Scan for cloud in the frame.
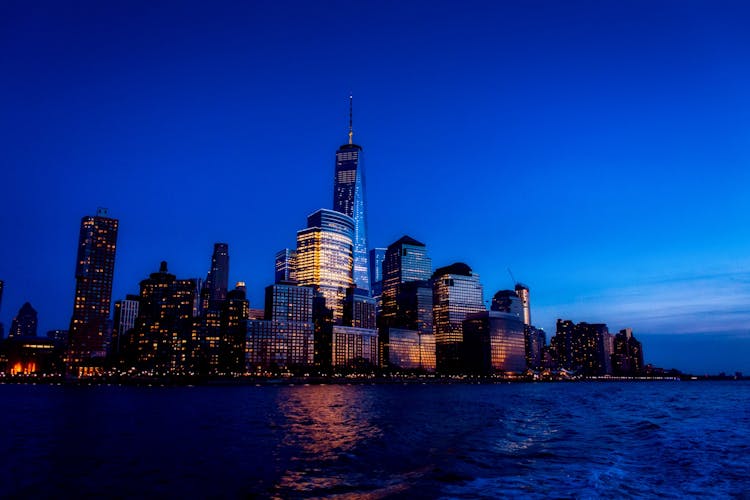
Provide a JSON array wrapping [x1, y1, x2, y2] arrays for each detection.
[[535, 270, 750, 336]]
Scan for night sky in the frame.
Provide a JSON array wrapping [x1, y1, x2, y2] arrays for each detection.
[[2, 0, 749, 374]]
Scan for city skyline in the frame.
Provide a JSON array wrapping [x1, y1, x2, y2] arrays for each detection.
[[2, 1, 750, 374]]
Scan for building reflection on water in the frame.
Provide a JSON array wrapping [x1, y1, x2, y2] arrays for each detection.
[[272, 386, 383, 495]]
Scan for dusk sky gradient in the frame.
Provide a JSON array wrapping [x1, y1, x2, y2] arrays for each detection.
[[2, 0, 750, 373]]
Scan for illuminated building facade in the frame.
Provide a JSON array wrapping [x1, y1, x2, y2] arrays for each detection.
[[295, 209, 354, 324], [274, 248, 297, 283], [246, 282, 314, 372], [67, 208, 118, 368], [369, 248, 386, 300], [464, 310, 527, 375], [525, 325, 546, 371], [130, 261, 197, 374], [515, 283, 531, 326], [387, 328, 436, 372], [331, 325, 378, 369], [219, 285, 250, 374], [432, 263, 485, 374], [332, 96, 369, 293], [8, 302, 38, 339], [2, 337, 62, 375], [111, 295, 139, 358]]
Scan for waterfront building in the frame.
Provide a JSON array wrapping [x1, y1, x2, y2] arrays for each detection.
[[274, 249, 297, 283], [550, 320, 609, 376], [525, 325, 546, 371], [332, 96, 370, 293], [490, 290, 524, 320], [67, 208, 118, 369], [2, 337, 62, 375], [111, 295, 139, 359], [8, 302, 38, 339], [295, 209, 354, 323], [246, 282, 314, 372], [130, 261, 197, 374], [331, 325, 378, 369], [219, 285, 250, 374], [432, 263, 485, 374], [612, 328, 644, 376], [463, 310, 527, 375], [387, 328, 436, 372]]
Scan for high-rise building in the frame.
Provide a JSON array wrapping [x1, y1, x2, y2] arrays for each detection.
[[381, 236, 433, 324], [332, 95, 370, 293], [514, 283, 531, 326], [202, 243, 229, 309], [67, 208, 118, 368], [130, 261, 197, 374], [46, 329, 69, 345], [387, 328, 436, 372], [219, 285, 250, 374], [111, 295, 139, 359], [8, 302, 38, 339], [463, 310, 527, 375], [343, 288, 377, 330], [295, 209, 355, 323], [550, 320, 608, 376], [369, 248, 386, 298], [490, 290, 524, 320], [432, 263, 485, 374], [525, 326, 546, 371], [274, 249, 297, 283], [246, 282, 314, 372]]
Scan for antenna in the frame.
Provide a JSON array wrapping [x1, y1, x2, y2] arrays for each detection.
[[507, 267, 517, 286], [348, 93, 353, 145]]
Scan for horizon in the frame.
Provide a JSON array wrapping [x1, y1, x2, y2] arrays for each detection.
[[2, 1, 749, 374]]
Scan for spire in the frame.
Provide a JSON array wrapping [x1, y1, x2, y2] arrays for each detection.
[[348, 93, 353, 145]]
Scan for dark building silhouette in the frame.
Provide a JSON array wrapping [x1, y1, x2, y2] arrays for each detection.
[[111, 295, 139, 360], [432, 263, 485, 374], [219, 284, 250, 374], [525, 325, 546, 371], [8, 302, 38, 339], [46, 329, 69, 345], [369, 248, 386, 300], [126, 261, 197, 374], [67, 208, 118, 371], [612, 328, 644, 376], [550, 320, 609, 376], [332, 95, 370, 293], [201, 243, 229, 310]]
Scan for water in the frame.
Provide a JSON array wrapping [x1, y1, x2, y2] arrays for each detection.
[[1, 382, 748, 498]]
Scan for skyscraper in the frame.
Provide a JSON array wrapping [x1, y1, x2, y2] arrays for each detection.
[[295, 209, 355, 323], [514, 283, 531, 326], [8, 302, 38, 339], [432, 262, 485, 374], [67, 208, 118, 369], [369, 247, 386, 299], [202, 243, 229, 308], [463, 309, 527, 375], [380, 236, 433, 325], [333, 95, 370, 293], [274, 248, 297, 283], [111, 294, 139, 359]]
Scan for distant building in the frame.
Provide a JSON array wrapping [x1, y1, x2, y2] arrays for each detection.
[[550, 320, 609, 376], [8, 302, 38, 339], [432, 263, 485, 374], [331, 325, 378, 369], [464, 310, 527, 375], [490, 290, 524, 320], [67, 208, 118, 369], [612, 328, 644, 376], [274, 249, 297, 283], [46, 329, 69, 345], [514, 283, 531, 326], [2, 337, 62, 375], [332, 95, 370, 293], [525, 326, 546, 371], [219, 285, 250, 374]]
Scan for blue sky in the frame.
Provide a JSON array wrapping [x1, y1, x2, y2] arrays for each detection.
[[1, 0, 749, 373]]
